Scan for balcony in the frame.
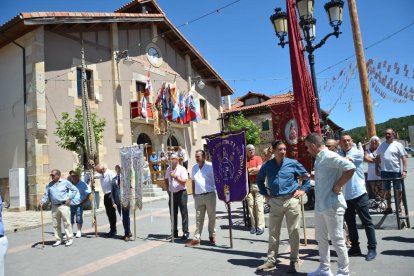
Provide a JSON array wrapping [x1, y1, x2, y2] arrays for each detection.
[[130, 101, 153, 120]]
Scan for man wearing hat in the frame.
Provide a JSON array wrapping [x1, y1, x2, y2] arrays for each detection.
[[165, 153, 189, 240], [69, 170, 91, 238]]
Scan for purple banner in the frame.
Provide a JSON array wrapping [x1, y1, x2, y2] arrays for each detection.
[[206, 132, 248, 203]]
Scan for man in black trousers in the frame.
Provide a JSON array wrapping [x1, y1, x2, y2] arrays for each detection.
[[95, 164, 117, 237]]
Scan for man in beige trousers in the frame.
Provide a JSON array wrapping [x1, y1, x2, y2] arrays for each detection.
[[186, 150, 217, 246], [246, 144, 265, 235], [256, 140, 310, 273]]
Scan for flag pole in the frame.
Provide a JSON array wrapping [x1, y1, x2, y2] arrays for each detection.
[[167, 121, 175, 243]]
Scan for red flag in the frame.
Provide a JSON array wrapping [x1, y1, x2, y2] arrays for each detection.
[[285, 0, 320, 136]]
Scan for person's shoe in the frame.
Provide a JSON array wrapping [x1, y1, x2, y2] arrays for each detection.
[[166, 233, 179, 240], [181, 232, 190, 240], [256, 228, 265, 235], [250, 227, 256, 234], [185, 239, 200, 247], [76, 231, 81, 238], [105, 231, 116, 238], [287, 261, 299, 273], [209, 236, 216, 245], [52, 241, 61, 247], [62, 234, 67, 240], [256, 261, 276, 272], [307, 266, 333, 276], [124, 236, 130, 242], [65, 239, 73, 247], [336, 269, 349, 276], [348, 246, 362, 256], [365, 249, 377, 261], [383, 208, 393, 214]]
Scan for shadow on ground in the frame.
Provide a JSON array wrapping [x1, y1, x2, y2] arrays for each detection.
[[382, 236, 414, 243]]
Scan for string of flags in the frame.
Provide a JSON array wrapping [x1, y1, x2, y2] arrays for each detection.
[[140, 69, 203, 135]]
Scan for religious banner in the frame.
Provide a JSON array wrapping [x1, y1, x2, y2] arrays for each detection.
[[119, 147, 132, 209], [206, 131, 248, 203], [131, 146, 144, 210]]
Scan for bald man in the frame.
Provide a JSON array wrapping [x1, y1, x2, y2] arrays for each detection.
[[95, 164, 117, 237], [326, 139, 338, 152]]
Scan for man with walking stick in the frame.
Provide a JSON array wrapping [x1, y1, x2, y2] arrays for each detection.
[[256, 140, 310, 273], [40, 169, 78, 247], [165, 154, 189, 240]]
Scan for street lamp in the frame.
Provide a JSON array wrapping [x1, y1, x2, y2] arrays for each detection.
[[270, 0, 344, 132]]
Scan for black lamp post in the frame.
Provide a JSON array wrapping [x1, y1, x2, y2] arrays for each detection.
[[270, 0, 344, 132]]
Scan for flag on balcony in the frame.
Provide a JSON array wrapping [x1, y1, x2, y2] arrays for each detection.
[[193, 98, 202, 123], [141, 96, 148, 123], [172, 88, 180, 121], [144, 69, 153, 98], [162, 84, 169, 119], [179, 91, 186, 124], [185, 92, 197, 122]]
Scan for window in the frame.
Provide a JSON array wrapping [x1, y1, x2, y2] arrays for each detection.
[[199, 99, 207, 119], [136, 81, 145, 100], [245, 97, 259, 106], [76, 68, 94, 100], [262, 120, 270, 131]]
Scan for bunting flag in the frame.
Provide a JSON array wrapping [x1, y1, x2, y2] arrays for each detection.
[[153, 104, 161, 135], [193, 97, 202, 123], [144, 69, 153, 97], [141, 96, 148, 123], [185, 92, 197, 122]]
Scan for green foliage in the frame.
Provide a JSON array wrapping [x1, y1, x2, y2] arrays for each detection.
[[227, 113, 261, 146], [346, 115, 414, 142], [54, 108, 106, 152]]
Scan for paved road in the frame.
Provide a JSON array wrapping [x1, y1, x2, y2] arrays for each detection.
[[5, 158, 414, 275]]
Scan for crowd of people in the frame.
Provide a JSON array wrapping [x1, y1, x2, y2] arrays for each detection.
[[38, 128, 408, 275]]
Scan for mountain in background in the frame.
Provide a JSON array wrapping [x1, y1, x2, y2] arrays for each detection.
[[345, 115, 414, 143]]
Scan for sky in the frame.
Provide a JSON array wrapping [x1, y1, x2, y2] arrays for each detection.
[[1, 0, 413, 130]]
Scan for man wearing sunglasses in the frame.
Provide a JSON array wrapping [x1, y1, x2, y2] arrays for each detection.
[[40, 169, 78, 247]]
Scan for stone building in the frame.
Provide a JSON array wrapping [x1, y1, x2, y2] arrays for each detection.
[[0, 0, 233, 209]]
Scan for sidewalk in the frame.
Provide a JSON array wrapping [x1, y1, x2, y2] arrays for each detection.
[[2, 195, 168, 234]]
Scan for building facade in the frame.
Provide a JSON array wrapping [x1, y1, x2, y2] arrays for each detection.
[[0, 0, 233, 209]]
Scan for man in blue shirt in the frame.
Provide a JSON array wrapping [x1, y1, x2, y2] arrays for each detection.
[[0, 195, 8, 276], [69, 170, 91, 239], [305, 133, 355, 276], [41, 169, 78, 247], [256, 140, 310, 273], [339, 134, 377, 261]]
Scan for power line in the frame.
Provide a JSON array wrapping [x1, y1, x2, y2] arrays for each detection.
[[272, 20, 414, 96]]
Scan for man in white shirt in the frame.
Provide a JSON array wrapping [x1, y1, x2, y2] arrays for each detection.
[[177, 146, 189, 170], [186, 150, 217, 247], [375, 128, 408, 213], [165, 154, 189, 240], [95, 164, 117, 237]]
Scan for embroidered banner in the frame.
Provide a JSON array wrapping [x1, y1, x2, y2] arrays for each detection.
[[119, 147, 132, 208], [131, 146, 144, 210], [206, 131, 248, 203]]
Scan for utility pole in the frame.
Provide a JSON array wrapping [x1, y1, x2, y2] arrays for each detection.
[[347, 0, 376, 137]]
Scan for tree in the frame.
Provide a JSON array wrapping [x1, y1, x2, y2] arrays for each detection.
[[227, 113, 261, 146], [54, 108, 106, 159]]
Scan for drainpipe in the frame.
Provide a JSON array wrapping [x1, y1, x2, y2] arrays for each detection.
[[0, 33, 28, 209]]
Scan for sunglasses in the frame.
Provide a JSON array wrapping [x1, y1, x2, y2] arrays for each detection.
[[50, 174, 56, 177]]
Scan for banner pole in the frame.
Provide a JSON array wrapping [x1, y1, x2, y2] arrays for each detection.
[[227, 202, 233, 248], [134, 207, 137, 241], [299, 180, 307, 246], [40, 204, 45, 248]]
